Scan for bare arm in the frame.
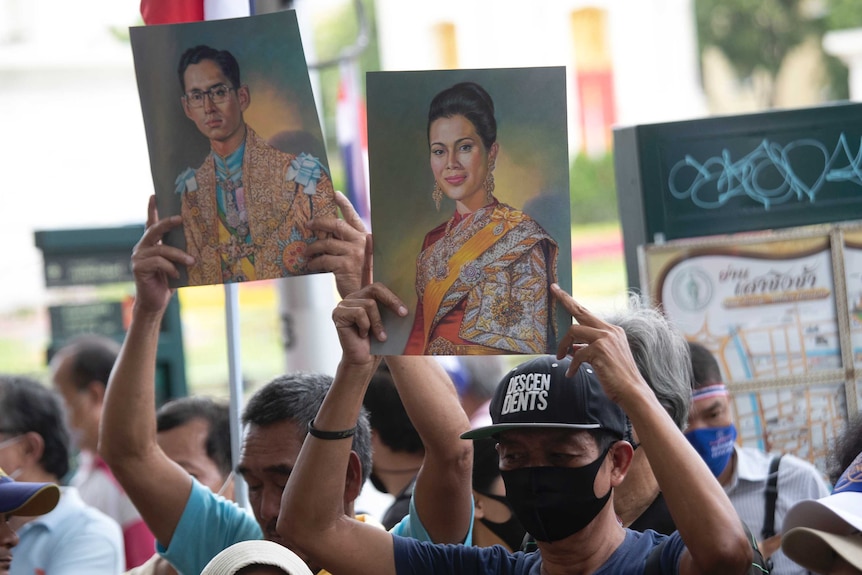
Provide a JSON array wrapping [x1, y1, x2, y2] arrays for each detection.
[[98, 196, 198, 547], [385, 355, 473, 543], [279, 280, 406, 575], [552, 284, 752, 575]]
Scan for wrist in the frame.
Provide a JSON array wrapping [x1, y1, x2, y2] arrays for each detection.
[[338, 355, 380, 371], [130, 302, 167, 328], [307, 419, 356, 440], [618, 380, 663, 420]]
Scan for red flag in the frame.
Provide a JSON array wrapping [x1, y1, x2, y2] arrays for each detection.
[[140, 1, 249, 25], [140, 0, 204, 24]]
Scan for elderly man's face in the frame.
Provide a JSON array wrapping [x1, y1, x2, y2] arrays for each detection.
[[181, 59, 249, 145], [237, 420, 305, 546], [157, 417, 229, 498]]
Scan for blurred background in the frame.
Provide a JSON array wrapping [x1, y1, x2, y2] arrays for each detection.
[[3, 0, 862, 400]]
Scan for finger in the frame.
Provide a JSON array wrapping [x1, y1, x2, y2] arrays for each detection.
[[305, 254, 352, 276], [361, 235, 373, 288], [139, 214, 185, 250], [307, 216, 362, 240], [333, 304, 372, 339], [334, 190, 367, 234], [304, 237, 356, 259], [146, 195, 158, 229], [555, 323, 604, 361], [367, 282, 407, 318], [133, 252, 183, 280], [135, 242, 194, 267], [360, 296, 387, 341], [566, 344, 590, 377], [551, 283, 607, 330]]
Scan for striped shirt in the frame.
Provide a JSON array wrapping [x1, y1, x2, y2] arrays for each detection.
[[724, 446, 830, 575]]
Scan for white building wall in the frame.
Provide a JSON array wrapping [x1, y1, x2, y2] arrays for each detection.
[[374, 0, 707, 147], [0, 0, 149, 313]]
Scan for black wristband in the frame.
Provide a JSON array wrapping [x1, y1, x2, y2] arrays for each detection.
[[307, 419, 356, 440]]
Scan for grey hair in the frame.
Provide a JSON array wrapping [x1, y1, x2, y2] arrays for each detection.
[[242, 373, 373, 484], [0, 375, 70, 480], [605, 294, 693, 431]]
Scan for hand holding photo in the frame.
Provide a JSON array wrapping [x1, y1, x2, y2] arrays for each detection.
[[131, 11, 335, 287]]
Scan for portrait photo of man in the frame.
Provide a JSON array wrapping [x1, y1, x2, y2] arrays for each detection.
[[131, 11, 335, 287]]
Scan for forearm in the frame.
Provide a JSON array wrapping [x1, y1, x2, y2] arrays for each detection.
[[280, 358, 377, 545], [385, 355, 473, 543], [99, 304, 163, 464], [385, 356, 470, 452], [624, 388, 750, 574], [281, 357, 398, 575]]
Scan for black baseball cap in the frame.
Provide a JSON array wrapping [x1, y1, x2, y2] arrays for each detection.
[[461, 356, 626, 440]]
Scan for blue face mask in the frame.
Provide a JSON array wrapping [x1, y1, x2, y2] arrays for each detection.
[[685, 424, 737, 477]]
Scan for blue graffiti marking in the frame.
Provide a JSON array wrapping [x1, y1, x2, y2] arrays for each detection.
[[668, 134, 862, 210]]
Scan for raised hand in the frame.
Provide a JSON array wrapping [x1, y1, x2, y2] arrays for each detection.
[[305, 191, 370, 298], [130, 195, 194, 315], [551, 283, 648, 406], [332, 236, 407, 366]]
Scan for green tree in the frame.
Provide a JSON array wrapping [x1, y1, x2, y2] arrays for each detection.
[[695, 0, 829, 106], [569, 153, 617, 224], [825, 0, 862, 29]]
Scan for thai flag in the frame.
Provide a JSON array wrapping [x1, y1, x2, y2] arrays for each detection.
[[336, 60, 371, 230], [140, 0, 250, 24]]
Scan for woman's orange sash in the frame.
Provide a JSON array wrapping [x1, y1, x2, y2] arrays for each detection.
[[422, 206, 526, 347]]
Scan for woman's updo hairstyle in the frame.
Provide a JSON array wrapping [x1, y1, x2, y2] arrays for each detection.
[[427, 82, 497, 150]]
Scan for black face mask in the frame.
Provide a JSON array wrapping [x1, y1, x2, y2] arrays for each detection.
[[500, 446, 612, 543], [474, 491, 528, 552]]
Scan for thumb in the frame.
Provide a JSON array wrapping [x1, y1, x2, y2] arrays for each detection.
[[361, 234, 374, 288]]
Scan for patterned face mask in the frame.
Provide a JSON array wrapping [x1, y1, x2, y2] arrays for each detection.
[[685, 424, 737, 477]]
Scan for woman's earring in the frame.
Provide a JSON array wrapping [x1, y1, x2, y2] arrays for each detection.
[[433, 181, 443, 211], [484, 171, 495, 201]]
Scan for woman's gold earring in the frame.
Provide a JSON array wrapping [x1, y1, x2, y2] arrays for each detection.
[[484, 171, 495, 201], [433, 182, 443, 211]]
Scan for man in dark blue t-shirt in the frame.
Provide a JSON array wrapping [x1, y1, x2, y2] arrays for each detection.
[[279, 282, 754, 575]]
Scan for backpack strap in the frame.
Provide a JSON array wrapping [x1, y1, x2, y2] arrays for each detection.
[[762, 455, 783, 540]]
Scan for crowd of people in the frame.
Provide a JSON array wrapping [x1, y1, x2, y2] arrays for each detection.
[[1, 184, 860, 573], [2, 69, 862, 574]]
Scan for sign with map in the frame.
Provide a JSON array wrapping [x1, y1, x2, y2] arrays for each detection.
[[732, 383, 846, 473], [641, 224, 860, 471], [644, 233, 839, 381]]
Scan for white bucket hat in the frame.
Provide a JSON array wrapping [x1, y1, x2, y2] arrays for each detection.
[[782, 528, 862, 573], [781, 451, 862, 572], [201, 540, 313, 575]]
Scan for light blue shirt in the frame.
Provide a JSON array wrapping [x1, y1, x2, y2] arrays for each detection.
[[160, 477, 474, 575], [12, 486, 125, 575], [390, 492, 474, 546], [158, 479, 261, 575]]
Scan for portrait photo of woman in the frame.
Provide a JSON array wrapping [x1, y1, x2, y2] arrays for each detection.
[[367, 68, 572, 355]]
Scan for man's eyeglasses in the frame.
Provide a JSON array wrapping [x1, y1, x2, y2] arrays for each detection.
[[184, 84, 234, 108], [0, 435, 23, 451]]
